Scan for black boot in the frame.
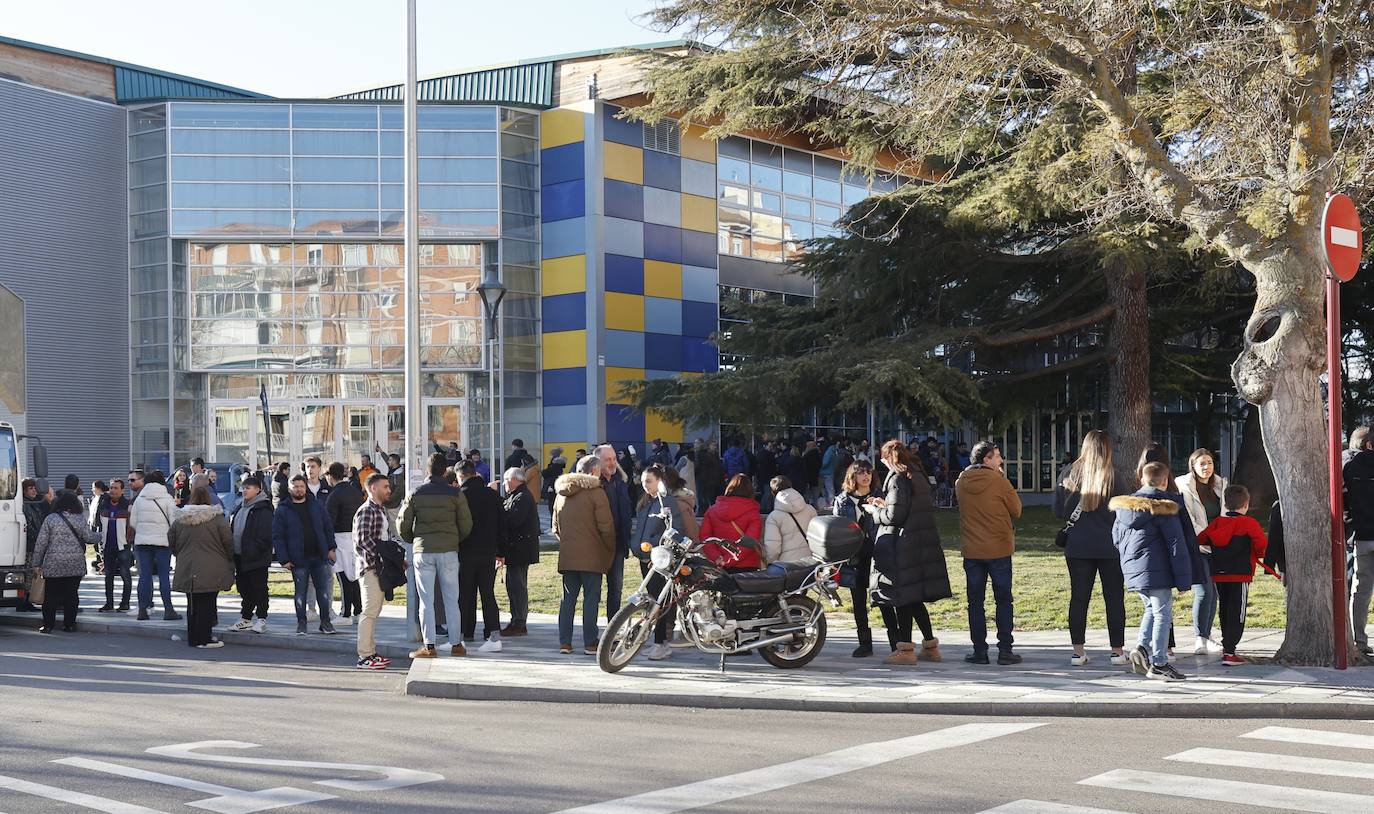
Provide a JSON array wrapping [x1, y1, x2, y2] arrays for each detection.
[[852, 628, 873, 658]]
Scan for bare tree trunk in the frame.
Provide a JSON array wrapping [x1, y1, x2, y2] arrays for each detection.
[[1106, 259, 1152, 488], [1231, 404, 1276, 510], [1233, 249, 1339, 665]]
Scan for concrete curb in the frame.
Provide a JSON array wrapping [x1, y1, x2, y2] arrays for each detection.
[[401, 660, 1374, 719]]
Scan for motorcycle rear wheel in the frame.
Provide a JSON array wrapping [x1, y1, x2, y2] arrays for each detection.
[[598, 599, 657, 673], [757, 596, 826, 668]]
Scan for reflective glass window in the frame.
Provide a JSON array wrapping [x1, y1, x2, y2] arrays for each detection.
[[294, 184, 378, 209], [173, 183, 289, 209], [171, 210, 292, 234], [130, 131, 166, 160], [172, 129, 289, 155], [132, 240, 168, 266], [379, 106, 403, 129], [717, 205, 750, 234], [844, 183, 868, 204], [499, 109, 537, 138], [782, 149, 812, 174], [501, 187, 538, 214], [751, 212, 783, 238], [718, 184, 748, 208], [420, 184, 498, 210], [132, 211, 168, 239], [419, 132, 498, 156], [131, 185, 168, 214], [171, 103, 290, 128], [813, 155, 843, 180], [751, 191, 781, 213], [413, 211, 499, 237], [292, 130, 378, 156], [784, 219, 813, 241], [419, 106, 498, 130], [717, 156, 749, 184], [130, 107, 167, 134], [500, 133, 538, 163], [751, 163, 782, 190], [420, 157, 498, 183], [380, 185, 403, 210], [502, 240, 537, 265], [784, 197, 810, 219], [292, 158, 377, 182], [719, 136, 750, 159], [783, 171, 812, 197], [751, 142, 782, 166], [500, 213, 537, 241], [814, 178, 842, 203], [292, 104, 378, 129], [294, 211, 381, 235], [752, 234, 783, 262], [172, 155, 290, 181], [499, 160, 536, 188], [381, 159, 403, 182], [380, 131, 402, 156], [131, 157, 168, 187], [814, 202, 841, 223]]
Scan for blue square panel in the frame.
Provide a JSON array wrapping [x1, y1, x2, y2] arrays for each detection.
[[602, 103, 641, 146], [604, 254, 643, 295], [604, 404, 645, 445], [681, 228, 717, 268], [642, 186, 681, 228], [644, 331, 684, 371], [682, 337, 718, 373], [542, 217, 585, 259], [541, 292, 586, 333], [643, 223, 682, 264], [542, 178, 584, 222], [604, 179, 644, 222], [681, 300, 717, 338], [604, 329, 646, 368], [544, 404, 588, 441], [541, 141, 584, 186], [645, 296, 683, 334], [681, 157, 714, 197], [681, 264, 717, 302], [543, 368, 587, 407], [604, 216, 644, 258], [643, 150, 681, 192]]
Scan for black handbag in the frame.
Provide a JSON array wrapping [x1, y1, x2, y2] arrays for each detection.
[[1055, 501, 1084, 548]]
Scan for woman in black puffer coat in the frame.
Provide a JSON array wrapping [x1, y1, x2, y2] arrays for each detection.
[[869, 440, 952, 666]]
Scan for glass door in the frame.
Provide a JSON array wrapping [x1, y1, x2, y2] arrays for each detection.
[[381, 405, 405, 462], [212, 405, 253, 467], [342, 405, 376, 469], [426, 402, 464, 458], [298, 404, 337, 464], [255, 406, 293, 470]]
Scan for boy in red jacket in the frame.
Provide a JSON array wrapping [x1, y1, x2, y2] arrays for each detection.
[[1198, 485, 1268, 666]]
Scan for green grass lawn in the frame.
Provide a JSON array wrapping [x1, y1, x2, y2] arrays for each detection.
[[265, 505, 1286, 634]]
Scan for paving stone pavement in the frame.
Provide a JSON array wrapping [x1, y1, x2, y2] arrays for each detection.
[[5, 574, 1374, 716]]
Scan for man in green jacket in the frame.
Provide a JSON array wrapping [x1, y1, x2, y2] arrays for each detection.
[[399, 453, 473, 658]]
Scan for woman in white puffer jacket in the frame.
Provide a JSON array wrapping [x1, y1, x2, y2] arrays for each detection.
[[127, 470, 181, 621], [763, 477, 817, 567]]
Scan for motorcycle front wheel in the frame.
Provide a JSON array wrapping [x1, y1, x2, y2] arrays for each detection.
[[757, 596, 827, 669], [598, 599, 658, 673]]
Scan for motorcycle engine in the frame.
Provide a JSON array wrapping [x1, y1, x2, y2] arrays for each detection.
[[685, 592, 736, 642]]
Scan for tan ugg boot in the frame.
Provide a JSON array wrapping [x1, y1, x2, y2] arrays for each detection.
[[921, 638, 942, 662], [884, 642, 917, 665]]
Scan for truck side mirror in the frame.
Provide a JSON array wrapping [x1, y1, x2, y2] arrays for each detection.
[[31, 443, 47, 480]]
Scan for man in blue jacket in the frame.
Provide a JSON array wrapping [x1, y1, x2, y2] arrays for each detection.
[[273, 475, 337, 636], [1110, 461, 1193, 682], [595, 444, 633, 621]]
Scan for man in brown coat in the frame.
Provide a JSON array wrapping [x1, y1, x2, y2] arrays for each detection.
[[552, 454, 615, 655], [955, 441, 1024, 666]]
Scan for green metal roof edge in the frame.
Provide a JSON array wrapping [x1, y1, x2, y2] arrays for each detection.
[[0, 34, 270, 99]]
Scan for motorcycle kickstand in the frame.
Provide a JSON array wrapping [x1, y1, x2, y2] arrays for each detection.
[[718, 653, 727, 674]]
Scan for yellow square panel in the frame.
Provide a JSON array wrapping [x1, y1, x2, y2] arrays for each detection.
[[604, 292, 645, 332], [644, 260, 683, 299], [605, 366, 645, 405], [680, 193, 716, 234], [542, 254, 586, 296], [646, 410, 684, 443], [681, 124, 716, 163], [603, 141, 644, 185], [543, 329, 587, 369], [541, 108, 585, 149], [543, 441, 584, 465]]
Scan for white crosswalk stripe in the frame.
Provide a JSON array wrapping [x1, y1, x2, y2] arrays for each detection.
[[1240, 726, 1374, 751], [0, 774, 166, 813], [1078, 768, 1374, 813], [979, 801, 1130, 813], [1167, 746, 1374, 781]]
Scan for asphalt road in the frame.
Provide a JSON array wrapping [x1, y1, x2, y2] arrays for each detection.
[[1, 625, 1372, 813]]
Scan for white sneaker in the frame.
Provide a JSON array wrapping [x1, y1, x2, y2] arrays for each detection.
[[437, 642, 453, 653], [334, 615, 353, 627], [307, 608, 319, 623], [227, 619, 253, 633], [1109, 652, 1129, 666], [1069, 652, 1088, 666], [250, 618, 267, 634], [1192, 636, 1208, 655], [647, 643, 673, 661], [478, 637, 503, 654]]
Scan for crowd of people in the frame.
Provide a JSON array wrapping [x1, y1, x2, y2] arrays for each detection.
[[12, 425, 1322, 681]]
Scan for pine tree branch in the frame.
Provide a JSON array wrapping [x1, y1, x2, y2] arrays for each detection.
[[990, 350, 1110, 385], [967, 302, 1115, 347]]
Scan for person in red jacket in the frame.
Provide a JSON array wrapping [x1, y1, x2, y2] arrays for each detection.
[[1198, 484, 1268, 666], [699, 475, 763, 570]]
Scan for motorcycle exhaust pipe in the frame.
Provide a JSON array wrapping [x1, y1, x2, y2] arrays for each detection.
[[737, 631, 808, 652]]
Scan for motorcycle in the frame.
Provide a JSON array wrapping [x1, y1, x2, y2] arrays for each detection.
[[597, 490, 866, 674]]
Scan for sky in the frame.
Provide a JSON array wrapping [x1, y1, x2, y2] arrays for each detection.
[[4, 0, 672, 97]]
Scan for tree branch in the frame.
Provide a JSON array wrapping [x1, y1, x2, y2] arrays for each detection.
[[989, 350, 1110, 385], [967, 302, 1115, 347]]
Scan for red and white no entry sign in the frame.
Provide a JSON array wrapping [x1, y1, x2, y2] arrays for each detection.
[[1322, 193, 1362, 282]]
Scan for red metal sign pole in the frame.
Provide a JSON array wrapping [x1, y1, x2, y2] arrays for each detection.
[[1328, 270, 1348, 670]]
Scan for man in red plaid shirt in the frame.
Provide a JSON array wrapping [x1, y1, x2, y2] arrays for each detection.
[[352, 473, 395, 670]]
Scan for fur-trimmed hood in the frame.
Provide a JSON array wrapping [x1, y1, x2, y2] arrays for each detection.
[[556, 472, 602, 497], [1108, 495, 1181, 516], [175, 503, 222, 526]]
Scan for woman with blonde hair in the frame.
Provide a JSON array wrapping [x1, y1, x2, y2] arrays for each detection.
[[1055, 430, 1127, 666]]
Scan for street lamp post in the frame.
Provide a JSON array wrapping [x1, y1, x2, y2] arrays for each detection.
[[477, 267, 506, 479], [401, 0, 422, 643]]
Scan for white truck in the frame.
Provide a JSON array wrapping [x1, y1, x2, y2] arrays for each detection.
[[0, 424, 31, 606]]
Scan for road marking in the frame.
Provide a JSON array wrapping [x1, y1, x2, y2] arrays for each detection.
[[980, 802, 1130, 814], [0, 652, 60, 660], [554, 722, 1044, 814], [222, 676, 301, 686], [0, 774, 166, 813], [1167, 746, 1374, 780], [145, 741, 443, 791], [1241, 726, 1374, 751], [96, 664, 172, 673], [55, 757, 336, 814], [1078, 768, 1374, 813]]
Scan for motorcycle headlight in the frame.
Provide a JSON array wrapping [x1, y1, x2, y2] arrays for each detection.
[[649, 545, 674, 573]]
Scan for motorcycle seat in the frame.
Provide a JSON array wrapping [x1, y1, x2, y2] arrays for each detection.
[[778, 562, 815, 591], [730, 572, 785, 595]]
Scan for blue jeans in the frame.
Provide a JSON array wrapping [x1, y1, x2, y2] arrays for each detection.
[[964, 556, 1014, 655], [135, 546, 173, 612], [1138, 588, 1174, 666], [1192, 555, 1216, 638], [560, 571, 603, 648], [291, 559, 334, 625], [605, 556, 625, 622], [414, 550, 460, 646]]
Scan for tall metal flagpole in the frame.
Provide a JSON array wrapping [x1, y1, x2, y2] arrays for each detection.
[[402, 0, 422, 643]]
